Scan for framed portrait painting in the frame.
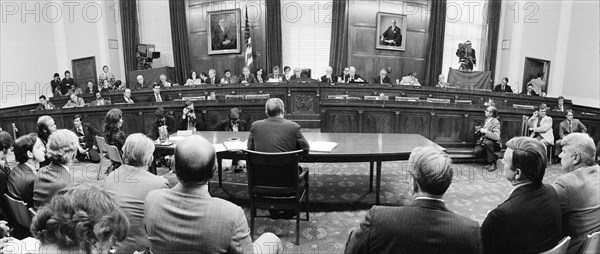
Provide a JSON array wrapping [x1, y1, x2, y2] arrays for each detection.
[[207, 9, 242, 55], [376, 12, 407, 51]]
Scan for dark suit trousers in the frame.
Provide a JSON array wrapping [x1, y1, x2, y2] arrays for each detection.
[[474, 139, 501, 163]]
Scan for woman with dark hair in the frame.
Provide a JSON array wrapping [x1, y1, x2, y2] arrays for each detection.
[[255, 68, 265, 83], [481, 137, 562, 254], [31, 184, 129, 254], [37, 115, 56, 167], [104, 108, 126, 152], [186, 70, 202, 85]]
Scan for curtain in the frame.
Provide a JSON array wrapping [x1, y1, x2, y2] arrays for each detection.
[[120, 0, 140, 74], [265, 0, 282, 72], [169, 0, 191, 85], [329, 0, 349, 75], [483, 0, 502, 78], [424, 0, 447, 86]]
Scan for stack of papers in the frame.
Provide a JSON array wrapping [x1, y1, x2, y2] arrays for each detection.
[[222, 140, 248, 151], [309, 141, 338, 152]]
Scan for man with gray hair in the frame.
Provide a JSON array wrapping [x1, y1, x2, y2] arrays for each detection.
[[553, 133, 599, 253], [133, 75, 148, 90], [289, 67, 306, 81], [320, 66, 337, 83], [239, 67, 257, 84], [374, 68, 391, 84], [347, 66, 365, 83], [345, 147, 482, 253]]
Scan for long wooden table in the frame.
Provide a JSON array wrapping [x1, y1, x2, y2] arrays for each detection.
[[153, 131, 445, 204]]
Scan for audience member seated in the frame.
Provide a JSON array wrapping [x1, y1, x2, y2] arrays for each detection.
[[247, 98, 309, 219], [493, 77, 513, 93], [150, 83, 170, 102], [157, 73, 172, 87], [400, 72, 421, 86], [71, 114, 101, 163], [527, 72, 545, 95], [8, 133, 44, 207], [221, 69, 239, 84], [84, 81, 98, 95], [255, 68, 265, 83], [33, 129, 79, 209], [91, 92, 110, 106], [37, 115, 57, 167], [186, 71, 203, 86], [345, 147, 482, 254], [528, 104, 554, 146], [99, 65, 116, 88], [149, 107, 178, 141], [31, 184, 129, 254], [50, 73, 63, 96], [320, 66, 337, 83], [206, 69, 220, 84], [179, 100, 206, 131], [435, 74, 455, 88], [289, 67, 307, 81], [0, 132, 13, 221], [554, 96, 566, 112], [473, 106, 502, 172], [36, 95, 55, 110], [347, 66, 365, 83], [132, 75, 149, 90], [554, 109, 587, 162], [374, 68, 391, 84], [104, 134, 168, 254], [61, 70, 76, 95], [144, 135, 281, 254], [199, 72, 209, 84], [553, 133, 599, 253], [481, 137, 562, 254], [283, 66, 292, 82], [211, 108, 248, 172], [117, 88, 137, 104], [100, 79, 113, 92], [267, 65, 284, 82], [65, 84, 83, 96], [239, 67, 257, 84], [521, 83, 539, 96], [338, 67, 350, 83], [114, 80, 126, 91], [63, 94, 85, 108]]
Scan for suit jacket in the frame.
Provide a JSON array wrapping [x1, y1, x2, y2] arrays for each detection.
[[238, 74, 257, 84], [131, 81, 149, 90], [51, 80, 63, 95], [521, 90, 539, 96], [84, 87, 99, 95], [339, 74, 350, 83], [210, 119, 249, 132], [289, 74, 307, 81], [206, 77, 220, 85], [90, 98, 110, 106], [558, 119, 587, 139], [320, 75, 338, 83], [345, 199, 482, 254], [552, 164, 600, 254], [149, 92, 171, 102], [554, 104, 567, 112], [62, 97, 85, 108], [247, 116, 310, 153], [104, 165, 168, 254], [33, 163, 72, 209], [178, 113, 206, 131], [481, 183, 562, 254], [529, 116, 554, 144], [60, 78, 76, 95], [116, 95, 138, 104], [71, 123, 100, 150], [144, 184, 252, 253], [478, 117, 501, 145], [266, 73, 284, 82], [221, 76, 239, 84], [348, 74, 365, 83], [7, 163, 36, 207], [36, 102, 55, 110], [373, 76, 392, 84], [148, 115, 178, 140], [493, 85, 513, 93]]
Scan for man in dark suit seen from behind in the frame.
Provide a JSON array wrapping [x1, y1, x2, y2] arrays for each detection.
[[320, 66, 338, 83], [149, 83, 170, 102], [521, 83, 539, 96], [7, 133, 45, 208], [144, 135, 281, 253], [179, 100, 206, 131], [493, 77, 514, 93], [70, 114, 101, 163], [374, 68, 391, 84], [345, 146, 482, 254]]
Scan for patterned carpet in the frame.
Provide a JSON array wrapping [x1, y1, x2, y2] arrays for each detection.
[[7, 156, 567, 253]]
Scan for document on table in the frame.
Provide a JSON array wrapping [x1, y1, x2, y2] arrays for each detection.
[[222, 140, 248, 151], [213, 143, 227, 153], [309, 141, 338, 152]]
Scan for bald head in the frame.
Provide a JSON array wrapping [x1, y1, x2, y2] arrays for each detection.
[[174, 136, 216, 184]]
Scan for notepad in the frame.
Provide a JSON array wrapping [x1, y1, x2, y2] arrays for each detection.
[[222, 140, 248, 151], [213, 143, 227, 153], [309, 141, 337, 152]]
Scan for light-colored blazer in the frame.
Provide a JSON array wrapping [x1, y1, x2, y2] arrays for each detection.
[[103, 165, 168, 254], [529, 116, 554, 144], [552, 164, 600, 254], [481, 117, 501, 145], [144, 183, 252, 254]]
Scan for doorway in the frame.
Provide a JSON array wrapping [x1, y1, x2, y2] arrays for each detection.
[[522, 57, 550, 95]]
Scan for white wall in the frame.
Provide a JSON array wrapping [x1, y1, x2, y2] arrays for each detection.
[[495, 0, 600, 107], [138, 0, 174, 68], [0, 0, 124, 108]]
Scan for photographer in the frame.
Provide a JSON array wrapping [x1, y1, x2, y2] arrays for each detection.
[[473, 106, 501, 172], [456, 40, 476, 71], [179, 100, 206, 131], [149, 107, 177, 140]]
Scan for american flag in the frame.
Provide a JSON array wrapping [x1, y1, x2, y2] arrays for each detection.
[[244, 6, 253, 68]]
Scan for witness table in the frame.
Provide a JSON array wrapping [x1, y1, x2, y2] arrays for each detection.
[[154, 131, 445, 204]]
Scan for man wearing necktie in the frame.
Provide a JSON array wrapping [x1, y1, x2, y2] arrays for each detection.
[[555, 109, 588, 162], [207, 69, 220, 84], [151, 84, 169, 102], [221, 69, 239, 84], [554, 96, 566, 112], [374, 68, 391, 84], [239, 67, 257, 84], [70, 115, 101, 163], [320, 67, 338, 83]]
